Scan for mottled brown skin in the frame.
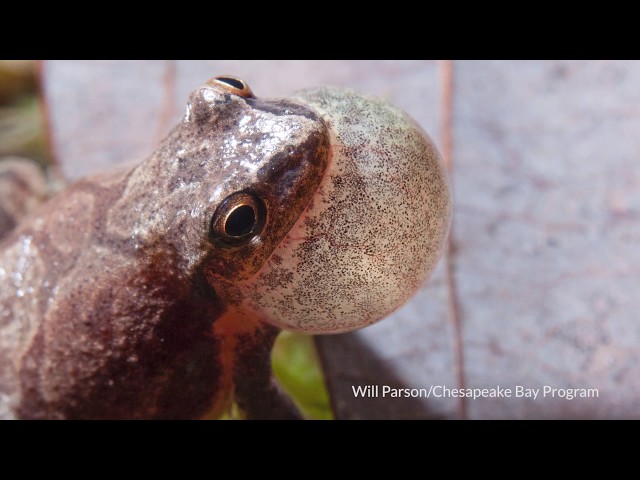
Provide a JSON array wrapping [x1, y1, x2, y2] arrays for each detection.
[[0, 77, 329, 419]]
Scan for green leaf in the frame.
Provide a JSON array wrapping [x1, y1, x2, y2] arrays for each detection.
[[272, 332, 333, 420]]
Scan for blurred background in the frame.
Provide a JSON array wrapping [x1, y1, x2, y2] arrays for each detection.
[[0, 61, 48, 164], [2, 60, 639, 419]]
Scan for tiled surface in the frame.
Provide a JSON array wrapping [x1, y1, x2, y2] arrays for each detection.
[[453, 60, 640, 418], [40, 60, 640, 418], [42, 61, 170, 179]]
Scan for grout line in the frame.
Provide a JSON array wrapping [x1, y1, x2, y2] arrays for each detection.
[[154, 60, 177, 146], [439, 59, 467, 420], [35, 61, 61, 179]]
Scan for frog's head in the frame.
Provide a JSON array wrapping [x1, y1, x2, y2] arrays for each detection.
[[185, 76, 451, 334], [182, 76, 331, 286]]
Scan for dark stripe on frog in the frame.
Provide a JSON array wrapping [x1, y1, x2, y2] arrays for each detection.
[[256, 130, 328, 199], [245, 98, 321, 122]]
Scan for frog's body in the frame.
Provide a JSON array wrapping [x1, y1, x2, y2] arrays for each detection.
[[0, 76, 451, 419]]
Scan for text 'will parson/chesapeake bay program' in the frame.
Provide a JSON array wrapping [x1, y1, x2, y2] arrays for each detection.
[[352, 385, 599, 401]]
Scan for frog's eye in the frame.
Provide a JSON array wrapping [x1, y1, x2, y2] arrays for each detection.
[[209, 192, 266, 246], [208, 75, 255, 99]]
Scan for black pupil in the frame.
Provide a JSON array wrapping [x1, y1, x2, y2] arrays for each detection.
[[217, 77, 245, 90], [225, 205, 256, 237]]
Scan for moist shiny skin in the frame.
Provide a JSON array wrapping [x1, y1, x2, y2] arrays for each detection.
[[0, 78, 330, 419], [0, 77, 451, 420]]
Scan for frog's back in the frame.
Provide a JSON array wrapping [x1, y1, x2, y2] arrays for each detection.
[[0, 164, 226, 419]]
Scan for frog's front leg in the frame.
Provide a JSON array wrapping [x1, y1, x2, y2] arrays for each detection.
[[212, 312, 302, 419], [233, 324, 302, 420]]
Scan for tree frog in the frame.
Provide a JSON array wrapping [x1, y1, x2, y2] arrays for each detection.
[[0, 76, 451, 419]]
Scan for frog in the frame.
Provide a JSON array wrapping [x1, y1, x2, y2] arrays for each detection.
[[0, 75, 452, 419]]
